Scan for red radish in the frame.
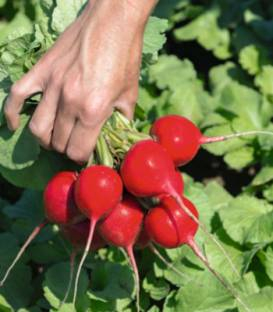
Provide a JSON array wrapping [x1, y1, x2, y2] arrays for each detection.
[[145, 196, 198, 249], [98, 195, 144, 312], [121, 139, 239, 278], [151, 115, 273, 166], [145, 196, 251, 311], [61, 220, 106, 251], [0, 171, 81, 287], [173, 171, 184, 195], [72, 165, 123, 305], [44, 171, 82, 225]]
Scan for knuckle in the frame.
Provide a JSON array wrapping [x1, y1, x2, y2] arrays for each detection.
[[62, 84, 78, 104], [4, 104, 13, 118], [10, 82, 24, 98], [28, 121, 44, 138], [51, 139, 65, 154], [50, 71, 63, 88], [66, 147, 86, 163]]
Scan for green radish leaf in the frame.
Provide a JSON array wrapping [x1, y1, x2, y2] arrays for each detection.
[[255, 65, 273, 96], [51, 0, 86, 34], [143, 17, 168, 57], [0, 114, 40, 170], [252, 166, 273, 186], [89, 262, 135, 300], [209, 62, 250, 95], [239, 45, 260, 75], [0, 295, 12, 312], [237, 286, 273, 312], [224, 146, 255, 170], [43, 262, 89, 308], [174, 6, 231, 59], [263, 184, 273, 202], [143, 272, 170, 301], [164, 271, 235, 312], [219, 195, 273, 245], [149, 55, 196, 90], [0, 150, 77, 190], [259, 246, 273, 282]]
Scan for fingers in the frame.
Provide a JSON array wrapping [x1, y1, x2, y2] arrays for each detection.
[[4, 70, 43, 130], [66, 121, 103, 163], [51, 106, 76, 154], [28, 84, 60, 149]]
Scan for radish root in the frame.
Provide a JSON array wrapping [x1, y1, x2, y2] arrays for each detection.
[[0, 221, 46, 287], [72, 220, 96, 305], [127, 246, 140, 312], [200, 130, 273, 144], [59, 250, 77, 308]]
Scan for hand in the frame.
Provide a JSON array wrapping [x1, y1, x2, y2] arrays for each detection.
[[4, 0, 156, 163]]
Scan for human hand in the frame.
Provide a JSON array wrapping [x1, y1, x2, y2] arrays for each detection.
[[4, 0, 157, 162]]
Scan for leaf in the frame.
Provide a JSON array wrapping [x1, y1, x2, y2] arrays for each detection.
[[164, 271, 235, 312], [0, 295, 12, 312], [238, 286, 273, 312], [143, 272, 170, 301], [143, 17, 168, 58], [149, 55, 196, 90], [219, 195, 273, 245], [89, 261, 135, 301], [205, 236, 246, 282], [43, 262, 89, 308], [3, 190, 43, 223], [255, 65, 273, 96], [0, 114, 40, 170], [0, 233, 33, 309], [174, 6, 231, 59], [252, 166, 273, 186], [209, 62, 250, 95], [0, 150, 77, 190], [224, 146, 255, 170], [260, 246, 273, 282], [263, 184, 273, 202], [51, 0, 86, 34], [239, 45, 260, 75]]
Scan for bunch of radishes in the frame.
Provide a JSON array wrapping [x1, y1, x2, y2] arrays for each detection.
[[2, 113, 267, 311]]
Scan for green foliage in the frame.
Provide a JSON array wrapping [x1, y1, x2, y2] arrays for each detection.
[[1, 0, 273, 311]]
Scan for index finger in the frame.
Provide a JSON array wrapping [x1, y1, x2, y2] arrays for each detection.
[[4, 72, 42, 130]]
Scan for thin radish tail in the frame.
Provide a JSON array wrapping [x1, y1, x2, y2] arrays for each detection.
[[59, 250, 77, 308], [0, 221, 47, 287], [72, 219, 96, 306], [127, 245, 140, 312], [200, 130, 273, 145], [148, 243, 193, 282], [168, 190, 241, 280], [188, 239, 252, 312]]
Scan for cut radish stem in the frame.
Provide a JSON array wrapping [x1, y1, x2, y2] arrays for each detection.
[[59, 250, 77, 308], [72, 165, 123, 305], [151, 114, 273, 166], [145, 196, 251, 312], [121, 140, 239, 278], [0, 221, 46, 287], [98, 196, 144, 312]]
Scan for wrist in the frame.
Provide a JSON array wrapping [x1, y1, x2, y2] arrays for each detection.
[[125, 0, 158, 25]]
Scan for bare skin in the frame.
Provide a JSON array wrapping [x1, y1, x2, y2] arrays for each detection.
[[4, 0, 157, 163]]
